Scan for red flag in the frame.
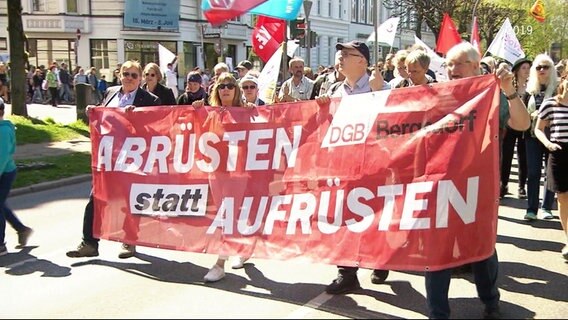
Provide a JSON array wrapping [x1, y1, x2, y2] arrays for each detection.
[[471, 16, 482, 56], [436, 13, 462, 56], [203, 0, 269, 26], [252, 15, 286, 62]]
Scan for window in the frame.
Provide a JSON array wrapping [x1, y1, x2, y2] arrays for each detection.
[[32, 0, 45, 12], [27, 39, 76, 70], [359, 0, 366, 23], [368, 0, 374, 25], [316, 0, 321, 15], [338, 0, 342, 19], [67, 0, 78, 13], [328, 1, 332, 17], [182, 42, 198, 75], [351, 0, 357, 22], [90, 40, 119, 78]]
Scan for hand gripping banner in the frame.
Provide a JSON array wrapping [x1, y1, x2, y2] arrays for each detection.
[[90, 75, 501, 271]]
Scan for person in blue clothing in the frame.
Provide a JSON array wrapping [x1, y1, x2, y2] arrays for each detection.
[[97, 75, 108, 103], [0, 98, 33, 256]]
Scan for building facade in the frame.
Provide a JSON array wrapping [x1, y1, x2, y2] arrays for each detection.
[[0, 0, 435, 84]]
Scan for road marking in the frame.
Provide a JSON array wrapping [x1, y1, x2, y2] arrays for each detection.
[[286, 292, 333, 318]]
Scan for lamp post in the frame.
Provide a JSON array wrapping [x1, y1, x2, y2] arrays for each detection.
[[75, 28, 81, 67], [303, 0, 312, 66]]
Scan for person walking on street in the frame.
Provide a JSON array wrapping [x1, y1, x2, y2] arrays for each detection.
[[524, 54, 558, 221], [316, 40, 389, 295], [142, 62, 176, 105], [66, 60, 161, 260], [58, 62, 73, 103], [165, 58, 179, 99], [46, 65, 59, 107], [424, 42, 530, 319], [500, 57, 532, 199], [0, 98, 33, 256], [533, 76, 568, 260]]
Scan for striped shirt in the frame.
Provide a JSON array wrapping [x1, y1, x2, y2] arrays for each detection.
[[538, 98, 568, 143]]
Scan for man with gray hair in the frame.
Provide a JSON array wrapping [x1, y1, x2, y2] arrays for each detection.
[[278, 57, 314, 102], [425, 42, 529, 319]]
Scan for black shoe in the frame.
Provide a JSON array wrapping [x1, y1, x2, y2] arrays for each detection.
[[17, 227, 33, 247], [518, 188, 527, 199], [370, 269, 389, 284], [325, 274, 361, 294], [66, 241, 99, 258], [499, 185, 508, 199], [483, 305, 501, 319]]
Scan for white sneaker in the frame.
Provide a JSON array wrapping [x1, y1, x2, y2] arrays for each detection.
[[231, 256, 249, 269], [204, 264, 225, 282]]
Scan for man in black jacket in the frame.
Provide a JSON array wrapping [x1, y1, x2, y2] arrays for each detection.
[[66, 60, 161, 259]]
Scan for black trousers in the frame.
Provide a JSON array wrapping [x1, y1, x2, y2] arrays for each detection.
[[501, 128, 527, 190]]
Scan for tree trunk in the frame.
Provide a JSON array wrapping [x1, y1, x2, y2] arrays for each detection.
[[7, 0, 28, 117]]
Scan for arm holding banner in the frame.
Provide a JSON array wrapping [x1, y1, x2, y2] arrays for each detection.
[[496, 64, 530, 131]]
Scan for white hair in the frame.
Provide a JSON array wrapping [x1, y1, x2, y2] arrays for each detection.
[[526, 54, 558, 97]]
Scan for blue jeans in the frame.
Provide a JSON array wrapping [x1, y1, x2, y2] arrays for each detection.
[[59, 83, 73, 102], [525, 135, 555, 213], [425, 251, 500, 319], [0, 170, 26, 244]]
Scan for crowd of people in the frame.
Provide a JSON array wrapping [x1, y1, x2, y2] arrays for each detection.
[[2, 38, 567, 319]]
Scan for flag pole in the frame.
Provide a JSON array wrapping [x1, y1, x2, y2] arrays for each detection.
[[373, 0, 379, 65], [471, 0, 481, 50]]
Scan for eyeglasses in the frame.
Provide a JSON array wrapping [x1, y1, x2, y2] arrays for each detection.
[[536, 65, 550, 71], [121, 72, 139, 79], [241, 85, 257, 90], [218, 83, 236, 90], [339, 51, 364, 59], [145, 73, 156, 77]]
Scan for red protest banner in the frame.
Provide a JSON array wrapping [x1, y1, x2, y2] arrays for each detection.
[[90, 75, 501, 272]]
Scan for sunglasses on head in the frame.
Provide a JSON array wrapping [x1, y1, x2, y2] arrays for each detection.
[[218, 83, 236, 90], [122, 71, 139, 79], [241, 85, 257, 90], [536, 65, 550, 71], [145, 73, 156, 77]]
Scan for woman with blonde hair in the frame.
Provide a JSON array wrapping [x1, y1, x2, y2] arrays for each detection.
[[142, 62, 176, 105], [523, 54, 558, 221], [203, 72, 255, 282], [534, 76, 568, 260]]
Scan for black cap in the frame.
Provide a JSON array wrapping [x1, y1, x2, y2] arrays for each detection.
[[187, 72, 202, 84], [236, 60, 253, 70], [512, 57, 532, 73], [336, 41, 370, 65]]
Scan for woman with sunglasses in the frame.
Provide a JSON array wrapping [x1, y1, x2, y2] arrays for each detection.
[[203, 72, 256, 282], [523, 54, 559, 221], [142, 62, 177, 106], [66, 60, 162, 260], [534, 77, 568, 260]]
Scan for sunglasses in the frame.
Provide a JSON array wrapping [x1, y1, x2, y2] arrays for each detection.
[[536, 65, 550, 71], [218, 83, 236, 90], [241, 85, 257, 90], [122, 71, 139, 79], [145, 73, 156, 77]]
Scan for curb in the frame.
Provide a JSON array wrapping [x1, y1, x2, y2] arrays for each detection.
[[10, 174, 92, 197]]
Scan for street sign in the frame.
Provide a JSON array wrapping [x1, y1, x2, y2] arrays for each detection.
[[203, 33, 221, 39]]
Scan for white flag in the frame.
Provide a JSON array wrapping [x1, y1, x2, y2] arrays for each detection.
[[158, 44, 176, 74], [258, 40, 298, 104], [366, 17, 400, 47], [486, 18, 525, 64], [414, 36, 448, 82]]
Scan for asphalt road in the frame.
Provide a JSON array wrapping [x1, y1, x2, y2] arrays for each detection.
[[1, 178, 567, 319]]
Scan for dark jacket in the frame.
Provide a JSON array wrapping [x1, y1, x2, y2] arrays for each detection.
[[177, 87, 208, 106], [102, 85, 162, 107], [142, 82, 176, 105]]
